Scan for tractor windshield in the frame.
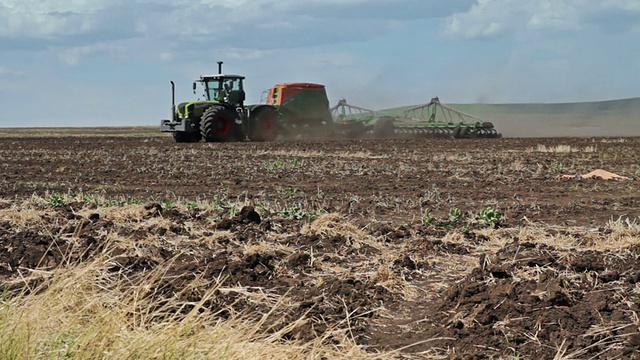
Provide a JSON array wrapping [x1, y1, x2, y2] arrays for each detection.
[[206, 78, 242, 102]]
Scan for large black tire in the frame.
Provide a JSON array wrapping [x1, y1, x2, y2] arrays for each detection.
[[459, 126, 470, 138], [249, 107, 279, 141], [172, 131, 201, 143], [200, 106, 241, 142], [373, 117, 395, 139]]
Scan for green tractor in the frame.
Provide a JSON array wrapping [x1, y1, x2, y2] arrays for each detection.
[[161, 61, 279, 142]]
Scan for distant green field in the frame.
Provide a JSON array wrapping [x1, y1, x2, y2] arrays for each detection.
[[382, 97, 640, 116], [1, 98, 638, 138], [380, 97, 640, 137]]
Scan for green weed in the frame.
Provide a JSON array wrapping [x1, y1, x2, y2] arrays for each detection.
[[476, 207, 503, 228], [46, 193, 67, 208]]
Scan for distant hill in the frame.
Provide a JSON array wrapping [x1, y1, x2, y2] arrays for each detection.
[[379, 97, 640, 137]]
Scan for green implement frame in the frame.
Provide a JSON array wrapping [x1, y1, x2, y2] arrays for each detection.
[[330, 97, 501, 139]]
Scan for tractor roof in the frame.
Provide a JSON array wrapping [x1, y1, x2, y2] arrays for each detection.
[[199, 74, 245, 80]]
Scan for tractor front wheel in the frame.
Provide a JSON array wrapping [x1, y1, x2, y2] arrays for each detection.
[[173, 131, 201, 143], [249, 107, 279, 141], [200, 106, 240, 142]]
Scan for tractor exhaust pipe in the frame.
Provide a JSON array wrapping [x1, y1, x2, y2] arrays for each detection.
[[170, 81, 176, 120], [217, 61, 223, 74]]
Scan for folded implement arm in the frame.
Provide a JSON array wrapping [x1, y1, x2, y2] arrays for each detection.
[[329, 97, 501, 139], [330, 99, 382, 123], [329, 99, 393, 138], [400, 97, 501, 138]]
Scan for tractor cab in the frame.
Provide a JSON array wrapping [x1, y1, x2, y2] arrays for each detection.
[[194, 61, 246, 107], [195, 74, 246, 106]]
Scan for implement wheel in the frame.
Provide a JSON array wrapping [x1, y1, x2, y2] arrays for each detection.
[[249, 107, 279, 141], [201, 106, 240, 142], [373, 117, 395, 139]]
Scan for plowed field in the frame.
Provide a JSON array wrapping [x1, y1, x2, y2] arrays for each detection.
[[1, 135, 640, 358]]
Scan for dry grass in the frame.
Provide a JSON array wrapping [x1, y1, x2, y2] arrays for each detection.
[[0, 248, 380, 360], [508, 218, 640, 251], [256, 149, 388, 159], [1, 192, 639, 359], [527, 144, 598, 153], [598, 138, 627, 143], [0, 197, 408, 359], [301, 213, 368, 244]]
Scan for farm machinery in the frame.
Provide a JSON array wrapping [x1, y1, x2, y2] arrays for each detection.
[[160, 61, 278, 142], [330, 98, 501, 139], [161, 61, 334, 142], [161, 62, 501, 142]]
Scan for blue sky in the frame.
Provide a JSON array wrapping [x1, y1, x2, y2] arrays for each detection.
[[0, 0, 639, 127]]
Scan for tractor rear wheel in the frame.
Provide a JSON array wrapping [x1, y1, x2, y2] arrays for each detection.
[[200, 106, 240, 142], [249, 107, 279, 141], [373, 117, 395, 139]]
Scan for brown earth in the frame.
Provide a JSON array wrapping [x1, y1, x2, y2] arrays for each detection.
[[1, 136, 640, 358], [1, 136, 639, 225]]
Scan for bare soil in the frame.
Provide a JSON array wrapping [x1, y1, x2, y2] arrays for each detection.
[[2, 137, 639, 225], [1, 136, 640, 358]]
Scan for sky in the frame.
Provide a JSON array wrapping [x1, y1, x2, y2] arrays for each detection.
[[0, 0, 639, 127]]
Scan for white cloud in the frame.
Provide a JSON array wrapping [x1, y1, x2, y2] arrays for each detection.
[[56, 41, 135, 66], [57, 45, 95, 66], [159, 52, 173, 62], [225, 49, 269, 61], [1, 1, 474, 49], [0, 0, 478, 71], [0, 0, 114, 38], [0, 65, 28, 96], [443, 0, 640, 40], [0, 65, 23, 79]]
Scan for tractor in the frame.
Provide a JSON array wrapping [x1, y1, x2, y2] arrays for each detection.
[[161, 62, 335, 142], [160, 61, 279, 142]]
